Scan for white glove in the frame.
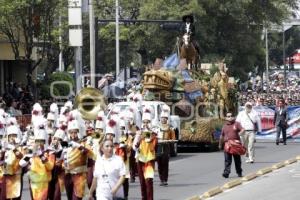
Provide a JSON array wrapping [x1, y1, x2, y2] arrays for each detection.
[[69, 141, 81, 148], [6, 143, 16, 151]]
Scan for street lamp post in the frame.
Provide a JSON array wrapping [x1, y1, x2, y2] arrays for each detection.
[[116, 0, 120, 78], [265, 27, 269, 93], [89, 0, 96, 87], [282, 25, 287, 88]]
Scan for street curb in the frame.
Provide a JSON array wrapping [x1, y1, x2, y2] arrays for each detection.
[[187, 156, 299, 199], [222, 179, 242, 189], [202, 187, 223, 198], [256, 167, 273, 175], [241, 173, 258, 181], [284, 158, 297, 165], [272, 162, 286, 170], [186, 195, 201, 200]]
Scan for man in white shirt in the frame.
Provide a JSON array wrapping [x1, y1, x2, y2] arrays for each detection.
[[236, 102, 261, 163]]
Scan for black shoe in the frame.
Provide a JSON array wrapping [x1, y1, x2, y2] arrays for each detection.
[[160, 182, 164, 186], [163, 182, 168, 186], [222, 173, 229, 178], [238, 173, 243, 177], [276, 141, 279, 145], [284, 142, 287, 145]]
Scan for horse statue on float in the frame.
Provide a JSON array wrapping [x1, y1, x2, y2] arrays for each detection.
[[178, 33, 200, 71]]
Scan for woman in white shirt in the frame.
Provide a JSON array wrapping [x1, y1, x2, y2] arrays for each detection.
[[89, 139, 126, 200]]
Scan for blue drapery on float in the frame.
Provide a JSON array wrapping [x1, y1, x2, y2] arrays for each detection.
[[163, 53, 179, 70]]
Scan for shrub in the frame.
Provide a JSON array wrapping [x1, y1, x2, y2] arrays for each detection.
[[39, 72, 74, 99]]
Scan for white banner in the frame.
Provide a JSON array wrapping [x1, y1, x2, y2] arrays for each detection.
[[68, 8, 82, 25], [69, 29, 82, 47]]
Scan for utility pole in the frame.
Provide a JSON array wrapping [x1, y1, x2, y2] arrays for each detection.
[[59, 15, 64, 71], [283, 25, 287, 87], [89, 0, 95, 87], [115, 0, 120, 78], [68, 0, 83, 93], [265, 28, 269, 93]]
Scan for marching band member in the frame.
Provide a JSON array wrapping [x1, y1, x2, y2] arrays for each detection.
[[63, 118, 94, 200], [19, 122, 55, 200], [46, 103, 59, 145], [23, 125, 35, 146], [0, 125, 23, 200], [115, 113, 130, 199], [133, 108, 157, 200], [48, 129, 66, 200], [31, 103, 43, 126], [94, 111, 106, 148], [105, 119, 119, 148], [126, 108, 139, 183], [156, 108, 176, 186]]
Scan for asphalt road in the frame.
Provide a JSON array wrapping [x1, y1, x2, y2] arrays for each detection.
[[215, 161, 300, 200], [20, 140, 300, 200]]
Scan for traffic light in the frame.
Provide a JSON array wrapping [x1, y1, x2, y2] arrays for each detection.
[[160, 23, 181, 31]]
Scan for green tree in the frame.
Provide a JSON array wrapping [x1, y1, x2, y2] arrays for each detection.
[[0, 0, 74, 82], [94, 0, 298, 81]]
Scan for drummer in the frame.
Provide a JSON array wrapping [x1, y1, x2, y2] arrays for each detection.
[[156, 106, 176, 186]]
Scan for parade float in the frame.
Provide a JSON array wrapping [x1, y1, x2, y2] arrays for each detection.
[[142, 59, 238, 150]]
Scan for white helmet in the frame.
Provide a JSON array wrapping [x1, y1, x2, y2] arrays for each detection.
[[32, 103, 43, 115], [34, 128, 48, 141], [142, 108, 152, 122], [162, 104, 171, 113], [6, 125, 19, 136], [64, 101, 73, 110], [95, 115, 105, 129], [160, 111, 169, 119], [54, 129, 66, 140], [47, 112, 55, 121], [32, 116, 47, 130], [68, 120, 79, 131], [105, 119, 117, 135], [6, 117, 18, 126], [50, 103, 59, 114]]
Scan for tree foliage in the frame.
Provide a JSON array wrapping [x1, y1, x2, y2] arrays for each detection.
[[95, 0, 298, 81], [0, 0, 73, 79], [0, 0, 298, 83]]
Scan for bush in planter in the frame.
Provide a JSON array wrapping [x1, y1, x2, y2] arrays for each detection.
[[47, 72, 74, 98], [38, 72, 74, 100], [39, 84, 60, 100]]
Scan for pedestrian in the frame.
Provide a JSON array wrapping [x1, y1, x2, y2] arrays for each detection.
[[219, 112, 244, 178], [88, 139, 126, 200], [236, 102, 261, 163], [274, 99, 288, 145]]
